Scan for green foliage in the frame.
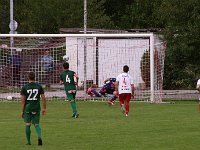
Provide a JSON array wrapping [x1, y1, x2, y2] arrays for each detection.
[[1, 0, 200, 89], [140, 49, 150, 88], [161, 0, 200, 89], [1, 0, 113, 34], [0, 0, 10, 33]]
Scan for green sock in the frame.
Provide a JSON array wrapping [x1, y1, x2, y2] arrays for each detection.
[[25, 125, 31, 144], [35, 125, 42, 139], [70, 101, 77, 113]]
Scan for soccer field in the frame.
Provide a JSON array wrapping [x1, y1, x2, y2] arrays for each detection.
[[0, 100, 200, 150]]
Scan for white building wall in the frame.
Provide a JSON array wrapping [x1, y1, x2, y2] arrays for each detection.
[[66, 35, 163, 88]]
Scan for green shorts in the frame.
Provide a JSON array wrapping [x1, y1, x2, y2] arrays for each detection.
[[24, 112, 40, 124], [66, 90, 76, 101]]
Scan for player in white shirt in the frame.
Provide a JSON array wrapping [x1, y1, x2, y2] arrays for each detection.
[[115, 65, 134, 117], [197, 79, 200, 93], [196, 79, 200, 112]]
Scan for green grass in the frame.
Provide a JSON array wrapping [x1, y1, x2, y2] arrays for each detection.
[[1, 100, 200, 150]]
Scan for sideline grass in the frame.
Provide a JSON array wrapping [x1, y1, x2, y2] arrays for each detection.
[[0, 100, 200, 150]]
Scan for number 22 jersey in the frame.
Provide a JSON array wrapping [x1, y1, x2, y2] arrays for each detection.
[[20, 82, 44, 112]]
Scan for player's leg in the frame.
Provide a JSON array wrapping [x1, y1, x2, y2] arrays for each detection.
[[124, 94, 131, 116], [67, 92, 79, 118], [99, 86, 107, 96], [91, 89, 101, 97], [13, 67, 20, 87], [13, 67, 17, 86], [119, 94, 125, 114], [87, 88, 93, 96], [32, 112, 43, 146], [24, 112, 32, 145], [108, 91, 118, 105], [45, 71, 51, 88]]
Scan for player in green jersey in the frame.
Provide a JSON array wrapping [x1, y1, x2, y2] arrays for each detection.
[[60, 62, 79, 118], [21, 72, 46, 146]]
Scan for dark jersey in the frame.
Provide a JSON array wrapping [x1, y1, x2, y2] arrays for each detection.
[[99, 78, 116, 94], [105, 78, 116, 90], [60, 70, 76, 91], [9, 54, 21, 68], [20, 82, 44, 112]]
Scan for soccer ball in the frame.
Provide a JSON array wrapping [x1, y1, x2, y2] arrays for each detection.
[[63, 55, 69, 61], [6, 96, 13, 100]]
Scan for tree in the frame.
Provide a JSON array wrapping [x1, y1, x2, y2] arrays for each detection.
[[12, 0, 113, 33], [159, 0, 200, 89], [140, 49, 150, 88], [0, 0, 10, 33]]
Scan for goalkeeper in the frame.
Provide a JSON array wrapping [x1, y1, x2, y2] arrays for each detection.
[[87, 78, 118, 105]]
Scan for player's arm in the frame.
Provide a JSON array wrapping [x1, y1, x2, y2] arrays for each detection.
[[104, 78, 110, 84], [21, 95, 25, 118], [60, 80, 64, 84], [59, 74, 64, 84], [41, 94, 46, 115], [115, 81, 119, 94], [74, 73, 79, 86]]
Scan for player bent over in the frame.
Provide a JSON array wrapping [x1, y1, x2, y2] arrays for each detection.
[[87, 78, 118, 106], [21, 72, 46, 146], [60, 62, 79, 118], [87, 84, 101, 97], [115, 65, 134, 117], [100, 78, 118, 105]]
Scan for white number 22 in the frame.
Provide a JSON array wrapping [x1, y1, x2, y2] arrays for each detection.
[[27, 89, 39, 100]]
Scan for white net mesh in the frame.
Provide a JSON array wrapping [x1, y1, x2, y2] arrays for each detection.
[[0, 37, 66, 99], [0, 34, 166, 102], [65, 35, 165, 102]]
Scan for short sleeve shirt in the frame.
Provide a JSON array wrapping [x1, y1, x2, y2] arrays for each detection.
[[197, 79, 200, 87], [116, 73, 133, 94], [60, 70, 76, 91], [21, 82, 44, 112]]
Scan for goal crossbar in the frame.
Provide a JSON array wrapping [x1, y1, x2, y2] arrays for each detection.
[[0, 33, 160, 103]]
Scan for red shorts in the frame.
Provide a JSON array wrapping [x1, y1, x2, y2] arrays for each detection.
[[119, 93, 131, 102]]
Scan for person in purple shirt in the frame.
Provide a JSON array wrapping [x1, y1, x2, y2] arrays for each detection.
[[8, 51, 22, 87]]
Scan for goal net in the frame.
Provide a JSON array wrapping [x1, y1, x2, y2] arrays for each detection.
[[0, 34, 165, 103]]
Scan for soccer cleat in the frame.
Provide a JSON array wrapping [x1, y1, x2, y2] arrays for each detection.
[[108, 100, 114, 106], [26, 143, 31, 145], [121, 104, 125, 114], [72, 112, 76, 117], [108, 101, 112, 106], [125, 113, 128, 117], [38, 138, 43, 146], [74, 113, 79, 118], [111, 101, 115, 105]]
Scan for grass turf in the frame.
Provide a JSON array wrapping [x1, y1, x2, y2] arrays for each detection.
[[0, 100, 200, 150]]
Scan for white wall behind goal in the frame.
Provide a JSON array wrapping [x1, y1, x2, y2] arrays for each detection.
[[66, 37, 153, 88]]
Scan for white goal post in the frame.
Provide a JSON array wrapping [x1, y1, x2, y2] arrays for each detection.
[[0, 33, 165, 103]]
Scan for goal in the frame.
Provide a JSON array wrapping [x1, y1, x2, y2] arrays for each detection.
[[0, 34, 165, 103]]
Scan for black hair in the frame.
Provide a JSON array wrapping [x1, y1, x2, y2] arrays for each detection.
[[28, 72, 35, 80], [63, 62, 69, 69], [123, 65, 129, 73]]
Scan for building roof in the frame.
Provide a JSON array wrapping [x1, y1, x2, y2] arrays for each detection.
[[59, 28, 162, 34]]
